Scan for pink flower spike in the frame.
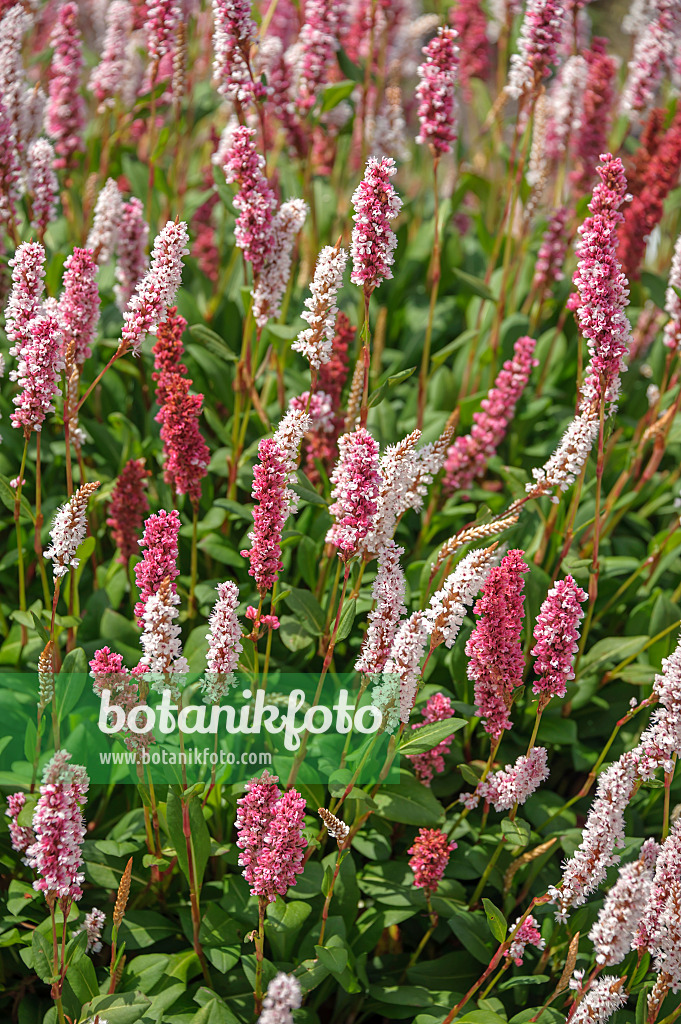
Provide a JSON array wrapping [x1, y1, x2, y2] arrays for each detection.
[[664, 232, 681, 352], [212, 0, 261, 105], [121, 220, 189, 356], [6, 792, 34, 855], [75, 907, 106, 953], [58, 248, 101, 366], [25, 750, 89, 902], [408, 827, 456, 894], [531, 575, 587, 700], [106, 458, 151, 563], [235, 771, 307, 902], [146, 0, 181, 64], [408, 692, 457, 785], [590, 839, 658, 966], [89, 0, 133, 110], [46, 2, 85, 168], [570, 153, 632, 415], [355, 540, 407, 677], [292, 245, 348, 370], [507, 915, 545, 965], [87, 178, 123, 265], [252, 198, 308, 329], [571, 977, 627, 1024], [44, 481, 100, 580], [350, 157, 402, 294], [478, 746, 550, 811], [294, 0, 347, 113], [466, 549, 529, 739], [415, 26, 459, 155], [241, 438, 289, 596], [139, 577, 189, 698], [134, 509, 181, 625], [115, 198, 149, 313], [9, 312, 65, 436], [202, 581, 243, 703], [444, 335, 537, 493], [326, 427, 381, 560], [5, 242, 46, 357], [0, 98, 20, 232], [222, 126, 277, 278], [26, 139, 59, 237], [260, 973, 302, 1024], [506, 0, 565, 100]]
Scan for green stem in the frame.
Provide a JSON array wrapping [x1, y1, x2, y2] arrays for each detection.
[[14, 437, 30, 650], [417, 156, 441, 430], [287, 563, 350, 786], [254, 896, 267, 1014]]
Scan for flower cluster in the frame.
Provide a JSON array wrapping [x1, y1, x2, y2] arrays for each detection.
[[569, 153, 631, 414], [260, 973, 302, 1024], [252, 199, 308, 328], [45, 2, 85, 167], [350, 157, 402, 293], [26, 751, 89, 902], [506, 0, 565, 99], [115, 198, 149, 312], [120, 221, 189, 355], [408, 693, 457, 785], [9, 312, 64, 436], [408, 828, 456, 894], [235, 772, 307, 902], [58, 248, 101, 366], [44, 481, 100, 580], [212, 0, 260, 105], [292, 245, 348, 370], [326, 427, 381, 559], [477, 747, 550, 812], [507, 915, 545, 965], [466, 550, 529, 739], [415, 26, 459, 155], [202, 581, 243, 703], [222, 125, 277, 278], [134, 509, 181, 624], [152, 309, 209, 505], [355, 540, 406, 676], [531, 575, 588, 700], [589, 840, 658, 965], [444, 335, 537, 493], [106, 459, 151, 564]]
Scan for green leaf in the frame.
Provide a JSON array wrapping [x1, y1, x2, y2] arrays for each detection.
[[284, 588, 325, 636], [119, 911, 177, 949], [320, 80, 356, 112], [368, 366, 417, 408], [500, 817, 531, 849], [400, 718, 467, 755], [482, 898, 507, 943], [336, 46, 363, 82], [0, 474, 34, 523], [32, 928, 57, 984], [374, 771, 444, 826], [17, 792, 38, 828], [166, 790, 211, 887], [80, 992, 152, 1024], [31, 611, 50, 644], [452, 268, 496, 301], [459, 762, 483, 786], [265, 899, 312, 961], [279, 615, 315, 651], [189, 323, 237, 360], [291, 475, 328, 507], [315, 943, 349, 975], [336, 597, 356, 642]]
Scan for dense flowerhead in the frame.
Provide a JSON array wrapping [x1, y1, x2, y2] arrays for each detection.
[[408, 828, 456, 894], [350, 157, 402, 293], [235, 772, 307, 902]]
